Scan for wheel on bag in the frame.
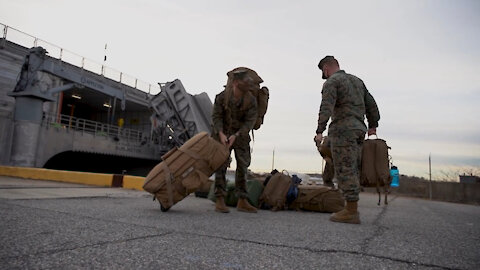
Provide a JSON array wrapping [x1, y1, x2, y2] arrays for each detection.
[[160, 204, 170, 212]]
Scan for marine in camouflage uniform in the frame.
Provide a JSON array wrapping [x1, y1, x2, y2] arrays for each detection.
[[212, 68, 258, 213], [315, 56, 380, 223]]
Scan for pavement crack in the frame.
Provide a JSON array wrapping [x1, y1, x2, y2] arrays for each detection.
[[360, 194, 398, 251], [0, 201, 170, 232], [1, 232, 174, 260], [0, 197, 463, 270], [182, 230, 459, 270]]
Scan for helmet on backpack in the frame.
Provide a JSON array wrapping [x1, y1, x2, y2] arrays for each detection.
[[225, 67, 269, 130]]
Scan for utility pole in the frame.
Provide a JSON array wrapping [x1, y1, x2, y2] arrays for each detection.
[[429, 153, 432, 200], [271, 148, 275, 171]]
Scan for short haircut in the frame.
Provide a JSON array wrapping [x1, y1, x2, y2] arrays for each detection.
[[318, 56, 339, 70]]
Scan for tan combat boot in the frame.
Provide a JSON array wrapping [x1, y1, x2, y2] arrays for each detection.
[[237, 198, 257, 213], [330, 201, 360, 224], [215, 196, 230, 213]]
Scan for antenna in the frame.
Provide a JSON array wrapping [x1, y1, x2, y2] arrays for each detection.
[[101, 43, 107, 75], [104, 43, 107, 63]]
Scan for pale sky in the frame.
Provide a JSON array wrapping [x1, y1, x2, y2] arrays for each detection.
[[1, 0, 479, 179]]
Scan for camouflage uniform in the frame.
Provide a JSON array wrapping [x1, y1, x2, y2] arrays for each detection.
[[212, 90, 257, 199], [316, 70, 380, 202]]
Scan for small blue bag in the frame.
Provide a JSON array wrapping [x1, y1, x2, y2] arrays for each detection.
[[286, 174, 302, 205]]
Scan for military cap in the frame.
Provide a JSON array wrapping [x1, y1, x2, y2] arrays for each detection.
[[318, 55, 336, 70]]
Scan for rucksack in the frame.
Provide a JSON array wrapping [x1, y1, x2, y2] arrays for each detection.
[[252, 86, 269, 130], [263, 169, 279, 187], [259, 170, 291, 211], [360, 137, 392, 205], [225, 67, 269, 130]]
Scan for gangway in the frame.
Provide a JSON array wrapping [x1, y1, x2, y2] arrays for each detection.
[[149, 79, 212, 152]]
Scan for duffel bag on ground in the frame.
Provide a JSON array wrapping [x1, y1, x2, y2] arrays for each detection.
[[290, 185, 344, 213], [208, 179, 264, 208]]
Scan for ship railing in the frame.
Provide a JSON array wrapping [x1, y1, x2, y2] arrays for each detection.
[[0, 22, 161, 95], [41, 113, 146, 143]]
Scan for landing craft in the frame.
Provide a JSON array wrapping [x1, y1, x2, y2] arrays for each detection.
[[0, 24, 212, 175]]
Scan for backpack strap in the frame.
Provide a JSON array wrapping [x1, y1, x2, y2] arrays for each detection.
[[178, 148, 201, 160], [296, 188, 328, 203], [376, 177, 381, 206], [160, 162, 174, 208], [250, 129, 255, 154]]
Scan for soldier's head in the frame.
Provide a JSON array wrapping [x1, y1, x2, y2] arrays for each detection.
[[318, 56, 339, 79]]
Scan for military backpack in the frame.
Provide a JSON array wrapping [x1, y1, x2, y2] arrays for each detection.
[[360, 137, 392, 205], [225, 67, 269, 130]]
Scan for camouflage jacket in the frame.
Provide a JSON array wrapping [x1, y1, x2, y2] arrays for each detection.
[[212, 90, 257, 139], [316, 70, 380, 135]]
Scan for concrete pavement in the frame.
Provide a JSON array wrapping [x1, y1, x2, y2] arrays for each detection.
[[1, 175, 479, 269]]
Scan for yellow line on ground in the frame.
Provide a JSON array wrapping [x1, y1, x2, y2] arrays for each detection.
[[0, 166, 113, 187], [123, 175, 145, 191]]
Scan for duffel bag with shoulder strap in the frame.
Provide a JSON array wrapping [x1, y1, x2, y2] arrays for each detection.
[[290, 185, 344, 213], [143, 132, 229, 211]]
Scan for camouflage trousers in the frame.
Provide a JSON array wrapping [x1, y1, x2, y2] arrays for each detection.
[[330, 130, 365, 202], [214, 137, 251, 199]]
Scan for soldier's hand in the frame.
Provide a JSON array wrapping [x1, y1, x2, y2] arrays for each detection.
[[314, 133, 323, 143], [367, 128, 377, 136], [219, 131, 228, 146], [227, 135, 236, 148]]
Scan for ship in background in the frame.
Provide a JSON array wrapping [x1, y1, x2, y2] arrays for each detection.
[[0, 23, 213, 176]]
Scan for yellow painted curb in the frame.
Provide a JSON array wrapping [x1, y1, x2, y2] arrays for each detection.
[[123, 175, 145, 191], [0, 166, 112, 187]]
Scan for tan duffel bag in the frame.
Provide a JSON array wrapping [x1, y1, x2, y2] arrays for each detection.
[[360, 137, 392, 205], [290, 185, 344, 213], [143, 132, 229, 211]]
